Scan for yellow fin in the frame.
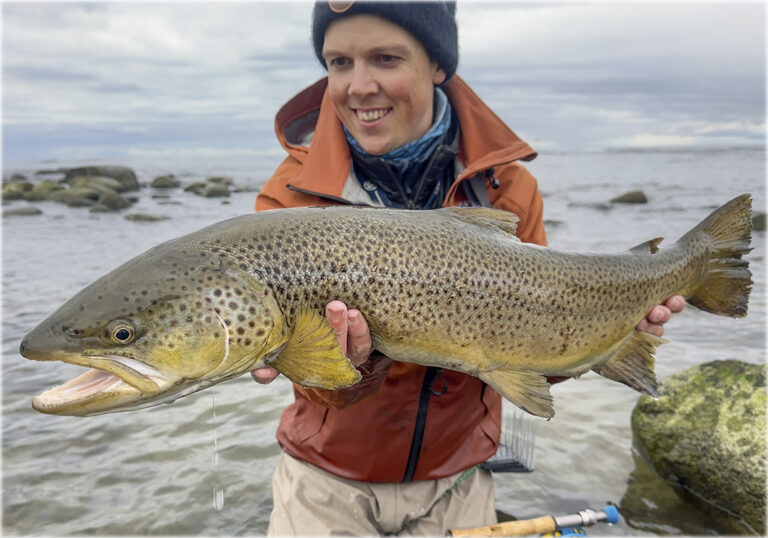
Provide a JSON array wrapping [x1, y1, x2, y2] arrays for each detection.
[[479, 368, 554, 419], [440, 207, 520, 237], [593, 329, 667, 396], [270, 309, 361, 389]]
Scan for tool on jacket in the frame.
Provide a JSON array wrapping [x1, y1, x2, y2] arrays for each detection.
[[449, 505, 620, 536], [481, 402, 536, 472]]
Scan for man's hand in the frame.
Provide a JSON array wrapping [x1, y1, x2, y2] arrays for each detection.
[[250, 300, 373, 385], [636, 295, 686, 337]]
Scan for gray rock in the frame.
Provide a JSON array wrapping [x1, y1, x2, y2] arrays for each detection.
[[47, 187, 101, 207], [64, 166, 139, 192], [3, 207, 43, 217], [183, 181, 208, 194], [91, 191, 132, 211], [151, 175, 181, 189], [632, 359, 766, 534], [611, 190, 648, 204], [206, 176, 233, 185], [201, 184, 231, 198]]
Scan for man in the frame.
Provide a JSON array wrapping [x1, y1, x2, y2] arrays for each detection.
[[252, 2, 684, 534]]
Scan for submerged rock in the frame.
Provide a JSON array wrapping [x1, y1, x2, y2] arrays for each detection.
[[124, 213, 170, 222], [611, 190, 648, 204], [47, 187, 101, 207], [64, 166, 139, 192], [3, 207, 43, 217], [752, 212, 766, 232], [631, 359, 766, 534]]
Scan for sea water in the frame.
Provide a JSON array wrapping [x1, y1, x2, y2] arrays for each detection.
[[2, 148, 765, 535]]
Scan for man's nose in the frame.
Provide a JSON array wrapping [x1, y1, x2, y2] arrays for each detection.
[[348, 65, 378, 96]]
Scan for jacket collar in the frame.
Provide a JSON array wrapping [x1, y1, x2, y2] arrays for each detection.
[[272, 76, 536, 200]]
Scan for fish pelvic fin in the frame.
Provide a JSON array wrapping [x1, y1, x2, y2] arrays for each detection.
[[680, 194, 753, 318], [440, 207, 520, 238], [593, 329, 667, 396], [479, 369, 554, 419], [270, 308, 361, 390]]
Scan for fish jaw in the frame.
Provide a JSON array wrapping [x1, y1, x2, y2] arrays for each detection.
[[21, 339, 176, 416]]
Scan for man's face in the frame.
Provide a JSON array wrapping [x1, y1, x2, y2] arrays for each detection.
[[322, 14, 447, 156]]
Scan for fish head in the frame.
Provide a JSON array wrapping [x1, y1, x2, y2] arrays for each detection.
[[20, 244, 287, 416]]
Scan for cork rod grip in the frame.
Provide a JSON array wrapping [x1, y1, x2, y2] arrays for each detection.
[[449, 515, 557, 536]]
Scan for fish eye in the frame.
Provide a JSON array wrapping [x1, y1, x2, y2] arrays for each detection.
[[108, 321, 135, 344]]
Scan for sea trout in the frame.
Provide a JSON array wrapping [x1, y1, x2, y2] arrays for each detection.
[[20, 195, 752, 418]]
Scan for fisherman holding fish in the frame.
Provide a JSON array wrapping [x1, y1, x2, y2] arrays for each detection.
[[250, 2, 684, 535]]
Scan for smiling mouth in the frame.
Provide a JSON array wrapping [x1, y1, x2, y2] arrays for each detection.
[[355, 108, 391, 122]]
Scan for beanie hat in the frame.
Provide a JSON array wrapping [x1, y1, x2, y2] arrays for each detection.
[[312, 1, 458, 81]]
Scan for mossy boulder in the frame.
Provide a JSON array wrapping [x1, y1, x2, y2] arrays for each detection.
[[752, 212, 766, 232], [24, 180, 65, 201], [64, 175, 125, 194], [632, 359, 766, 534], [64, 166, 139, 192], [2, 181, 34, 201], [611, 190, 648, 204], [47, 187, 101, 207], [89, 191, 133, 212]]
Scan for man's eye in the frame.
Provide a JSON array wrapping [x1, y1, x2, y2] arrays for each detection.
[[328, 57, 350, 68], [379, 54, 398, 64]]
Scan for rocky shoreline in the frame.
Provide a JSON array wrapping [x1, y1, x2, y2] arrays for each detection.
[[2, 164, 258, 220]]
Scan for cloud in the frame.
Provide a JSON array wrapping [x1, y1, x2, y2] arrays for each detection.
[[1, 1, 764, 160]]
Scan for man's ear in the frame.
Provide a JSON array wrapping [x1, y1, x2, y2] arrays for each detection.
[[433, 65, 447, 85]]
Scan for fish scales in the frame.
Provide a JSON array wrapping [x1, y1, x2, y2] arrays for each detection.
[[20, 196, 753, 417]]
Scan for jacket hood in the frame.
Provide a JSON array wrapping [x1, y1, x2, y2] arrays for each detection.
[[272, 76, 536, 197]]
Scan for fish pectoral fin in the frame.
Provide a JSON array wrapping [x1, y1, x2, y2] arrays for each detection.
[[593, 329, 668, 396], [440, 207, 520, 238], [270, 308, 362, 390], [479, 368, 554, 419]]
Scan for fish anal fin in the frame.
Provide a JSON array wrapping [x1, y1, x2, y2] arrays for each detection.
[[270, 309, 361, 389], [479, 368, 554, 419], [629, 237, 663, 254], [594, 329, 667, 396], [440, 207, 520, 238]]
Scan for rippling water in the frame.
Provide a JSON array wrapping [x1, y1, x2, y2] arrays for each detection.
[[2, 149, 765, 535]]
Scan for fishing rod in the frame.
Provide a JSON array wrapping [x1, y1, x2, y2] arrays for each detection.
[[449, 505, 620, 536]]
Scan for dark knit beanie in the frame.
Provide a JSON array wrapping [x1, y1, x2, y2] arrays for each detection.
[[312, 1, 458, 81]]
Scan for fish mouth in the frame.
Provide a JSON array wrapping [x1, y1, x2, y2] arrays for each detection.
[[30, 354, 167, 416]]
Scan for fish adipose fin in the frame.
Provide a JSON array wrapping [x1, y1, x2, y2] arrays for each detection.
[[479, 368, 554, 419], [270, 309, 361, 390], [594, 329, 667, 396], [679, 193, 753, 318], [440, 207, 520, 237]]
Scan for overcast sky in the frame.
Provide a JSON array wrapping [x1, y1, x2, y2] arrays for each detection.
[[2, 1, 765, 162]]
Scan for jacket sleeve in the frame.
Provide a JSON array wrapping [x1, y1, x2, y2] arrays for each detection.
[[255, 156, 395, 409]]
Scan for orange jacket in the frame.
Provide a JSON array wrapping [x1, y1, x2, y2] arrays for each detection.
[[256, 76, 547, 482]]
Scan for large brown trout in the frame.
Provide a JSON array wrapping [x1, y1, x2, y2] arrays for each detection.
[[20, 195, 752, 417]]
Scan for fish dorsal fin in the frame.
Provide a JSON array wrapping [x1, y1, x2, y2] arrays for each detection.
[[629, 237, 664, 254], [478, 368, 554, 419], [270, 308, 361, 389], [593, 329, 668, 396], [441, 207, 520, 238]]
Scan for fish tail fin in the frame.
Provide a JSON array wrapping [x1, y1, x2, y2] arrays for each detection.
[[679, 194, 753, 318]]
